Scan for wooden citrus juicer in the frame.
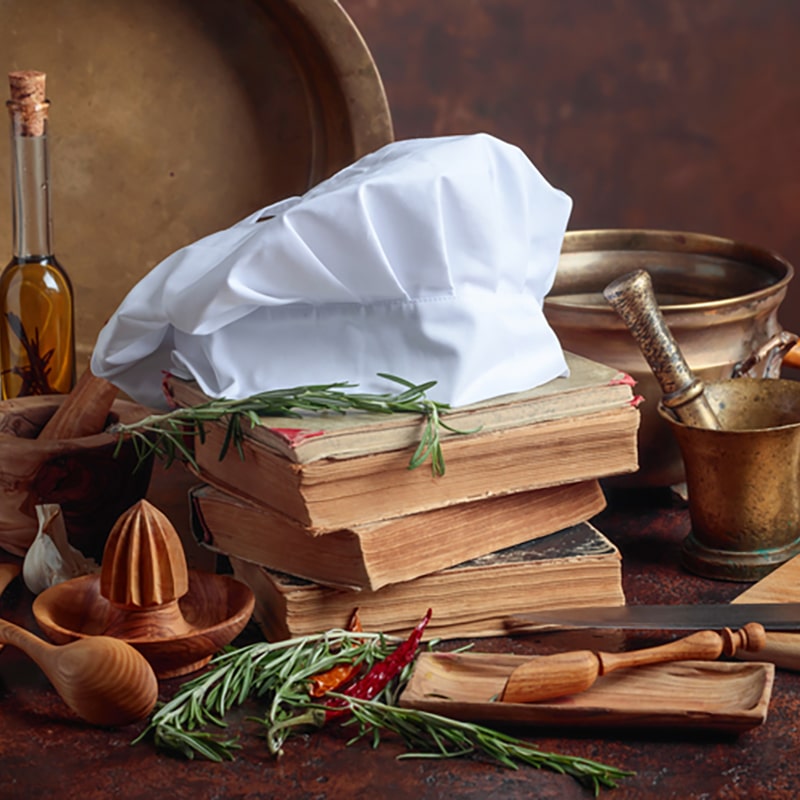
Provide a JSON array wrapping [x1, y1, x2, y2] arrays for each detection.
[[0, 562, 158, 726], [501, 623, 766, 703], [33, 498, 255, 679]]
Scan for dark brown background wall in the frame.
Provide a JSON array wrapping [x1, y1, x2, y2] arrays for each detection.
[[340, 0, 800, 333]]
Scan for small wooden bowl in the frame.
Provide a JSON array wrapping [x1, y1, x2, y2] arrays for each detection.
[[33, 570, 255, 678], [0, 395, 152, 559]]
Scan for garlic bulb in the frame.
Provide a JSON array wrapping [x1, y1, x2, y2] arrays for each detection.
[[22, 504, 99, 594]]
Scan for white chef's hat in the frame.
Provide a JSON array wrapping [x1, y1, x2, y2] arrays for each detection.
[[92, 133, 572, 409]]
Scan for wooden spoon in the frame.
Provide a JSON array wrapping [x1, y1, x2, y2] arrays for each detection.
[[0, 591, 158, 726], [500, 623, 766, 704]]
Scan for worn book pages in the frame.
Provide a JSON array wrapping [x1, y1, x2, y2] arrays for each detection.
[[229, 520, 625, 641], [191, 478, 607, 591], [186, 403, 639, 531], [165, 351, 637, 463]]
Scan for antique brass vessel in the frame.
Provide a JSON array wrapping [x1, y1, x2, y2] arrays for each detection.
[[660, 379, 800, 581], [545, 230, 795, 487], [602, 266, 800, 581]]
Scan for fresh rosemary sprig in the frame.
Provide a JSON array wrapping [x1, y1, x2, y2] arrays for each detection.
[[324, 695, 634, 796], [111, 373, 474, 476], [132, 629, 399, 760], [132, 630, 632, 794]]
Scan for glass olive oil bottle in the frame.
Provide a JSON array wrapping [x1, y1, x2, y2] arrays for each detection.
[[1, 70, 75, 398]]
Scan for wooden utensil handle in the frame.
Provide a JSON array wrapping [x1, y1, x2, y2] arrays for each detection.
[[0, 616, 52, 664], [784, 342, 800, 370], [0, 563, 20, 596], [598, 624, 764, 674], [38, 365, 119, 440], [603, 269, 720, 430], [501, 624, 766, 705]]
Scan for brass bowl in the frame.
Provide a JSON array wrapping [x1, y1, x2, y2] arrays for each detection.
[[33, 571, 255, 679], [545, 229, 795, 487]]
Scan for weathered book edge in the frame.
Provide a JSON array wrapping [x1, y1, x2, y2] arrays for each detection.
[[230, 520, 625, 641], [190, 478, 608, 591]]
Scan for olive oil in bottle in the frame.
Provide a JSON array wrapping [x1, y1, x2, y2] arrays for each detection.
[[1, 70, 75, 398]]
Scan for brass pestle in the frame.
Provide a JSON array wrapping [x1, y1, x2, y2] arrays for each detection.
[[603, 269, 721, 430]]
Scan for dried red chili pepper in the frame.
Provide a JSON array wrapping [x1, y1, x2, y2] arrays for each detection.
[[309, 610, 364, 697], [324, 608, 432, 719]]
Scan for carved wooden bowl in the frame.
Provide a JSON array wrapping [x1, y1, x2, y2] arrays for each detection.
[[33, 570, 255, 679], [0, 395, 153, 559], [32, 500, 255, 678]]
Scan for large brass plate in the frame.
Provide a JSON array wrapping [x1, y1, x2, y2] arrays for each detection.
[[0, 0, 393, 362]]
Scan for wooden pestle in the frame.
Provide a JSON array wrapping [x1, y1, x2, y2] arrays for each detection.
[[603, 269, 721, 430], [38, 364, 119, 440], [500, 623, 766, 704]]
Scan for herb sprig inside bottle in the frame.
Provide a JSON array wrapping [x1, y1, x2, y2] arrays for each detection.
[[110, 373, 477, 476]]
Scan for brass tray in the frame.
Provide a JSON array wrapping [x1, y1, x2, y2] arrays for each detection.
[[0, 0, 393, 363], [399, 652, 775, 734]]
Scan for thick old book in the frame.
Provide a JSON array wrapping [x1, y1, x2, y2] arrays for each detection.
[[190, 478, 608, 591], [228, 520, 626, 641], [167, 352, 637, 463], [166, 352, 640, 531]]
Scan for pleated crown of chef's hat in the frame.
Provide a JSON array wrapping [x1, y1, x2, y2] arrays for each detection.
[[92, 133, 572, 409]]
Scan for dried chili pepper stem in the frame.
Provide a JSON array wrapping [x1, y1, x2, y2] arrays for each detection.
[[324, 608, 432, 719], [308, 610, 364, 698]]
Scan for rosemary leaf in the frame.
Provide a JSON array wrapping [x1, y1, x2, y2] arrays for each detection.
[[110, 375, 473, 475], [133, 630, 632, 794]]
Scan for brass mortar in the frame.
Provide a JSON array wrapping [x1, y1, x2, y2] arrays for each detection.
[[659, 379, 800, 581]]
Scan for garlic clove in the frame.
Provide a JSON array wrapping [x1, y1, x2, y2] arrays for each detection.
[[22, 504, 99, 595]]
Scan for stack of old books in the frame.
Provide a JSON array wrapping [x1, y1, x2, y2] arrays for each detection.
[[173, 351, 641, 641]]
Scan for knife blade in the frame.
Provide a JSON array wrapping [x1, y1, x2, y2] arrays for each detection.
[[504, 603, 800, 633]]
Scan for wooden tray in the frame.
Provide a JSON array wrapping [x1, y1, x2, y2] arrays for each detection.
[[399, 652, 775, 734], [0, 0, 393, 363]]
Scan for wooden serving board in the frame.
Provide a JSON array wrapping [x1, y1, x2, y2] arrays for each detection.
[[733, 553, 800, 671], [399, 651, 774, 734]]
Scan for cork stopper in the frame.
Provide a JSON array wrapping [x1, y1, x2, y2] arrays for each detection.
[[8, 69, 48, 136]]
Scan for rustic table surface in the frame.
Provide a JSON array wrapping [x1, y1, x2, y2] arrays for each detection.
[[0, 466, 797, 800]]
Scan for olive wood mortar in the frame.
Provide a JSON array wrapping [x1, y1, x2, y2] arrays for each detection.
[[0, 383, 152, 559]]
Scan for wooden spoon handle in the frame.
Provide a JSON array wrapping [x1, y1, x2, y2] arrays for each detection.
[[598, 623, 765, 674], [0, 563, 20, 597], [785, 342, 800, 370], [603, 269, 720, 429], [501, 623, 766, 704], [0, 616, 53, 659], [38, 365, 119, 440]]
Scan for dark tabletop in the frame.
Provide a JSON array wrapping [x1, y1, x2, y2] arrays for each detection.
[[0, 471, 796, 800]]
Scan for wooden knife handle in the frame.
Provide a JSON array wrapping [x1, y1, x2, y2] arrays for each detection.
[[501, 623, 766, 704]]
